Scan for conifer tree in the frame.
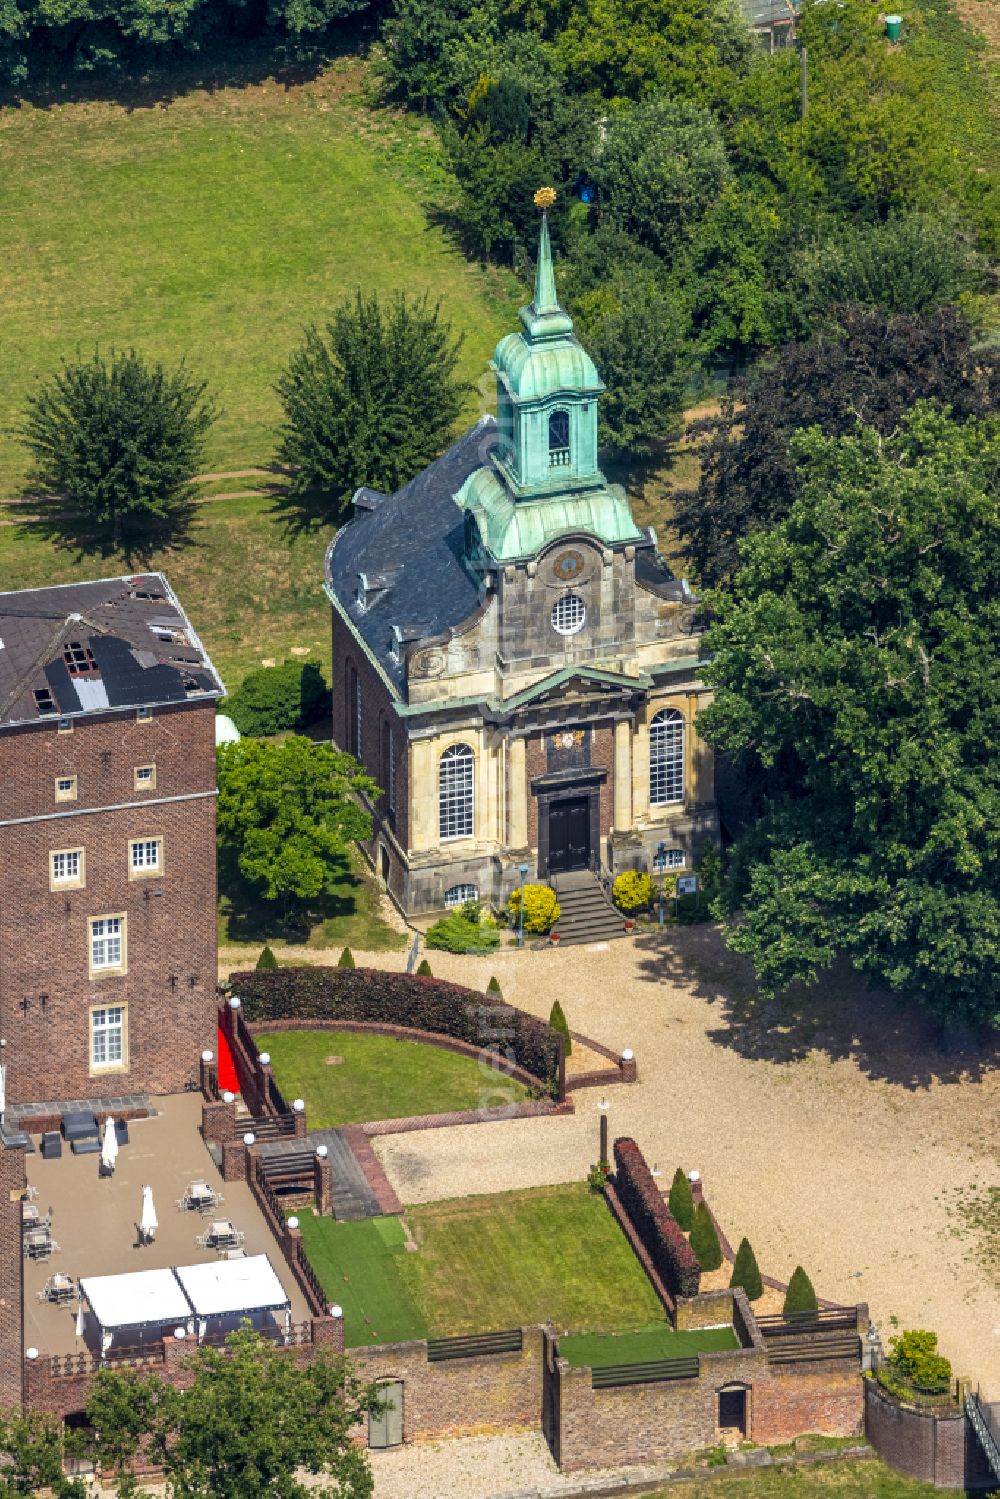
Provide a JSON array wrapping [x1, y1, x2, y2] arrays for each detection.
[[337, 946, 355, 969], [487, 976, 503, 996], [730, 1237, 763, 1301], [690, 1202, 723, 1271], [783, 1266, 818, 1318], [416, 958, 432, 977], [668, 1167, 694, 1230], [256, 945, 278, 970], [548, 1000, 572, 1057]]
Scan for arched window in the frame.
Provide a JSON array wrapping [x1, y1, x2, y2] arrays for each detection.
[[445, 883, 479, 908], [548, 409, 570, 466], [439, 743, 474, 840], [650, 709, 684, 806]]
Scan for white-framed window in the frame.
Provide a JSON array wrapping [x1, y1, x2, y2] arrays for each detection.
[[548, 409, 571, 467], [136, 706, 152, 723], [653, 848, 686, 872], [134, 764, 156, 791], [551, 594, 586, 637], [445, 883, 479, 908], [57, 717, 73, 734], [51, 848, 84, 888], [130, 837, 162, 877], [91, 1004, 126, 1071], [89, 915, 126, 975], [439, 743, 474, 841], [650, 708, 685, 806], [55, 775, 78, 803]]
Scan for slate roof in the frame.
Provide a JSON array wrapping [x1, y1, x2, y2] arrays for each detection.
[[0, 573, 224, 729], [325, 420, 494, 691]]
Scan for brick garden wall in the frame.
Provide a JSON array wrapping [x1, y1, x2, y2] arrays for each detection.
[[349, 1326, 545, 1442], [751, 1365, 864, 1444], [0, 1147, 26, 1410], [864, 1376, 994, 1490], [0, 702, 218, 1105]]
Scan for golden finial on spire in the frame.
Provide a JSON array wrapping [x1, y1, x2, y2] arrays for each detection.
[[534, 186, 557, 210]]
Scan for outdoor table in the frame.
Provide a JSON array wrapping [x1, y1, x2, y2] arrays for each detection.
[[22, 1203, 39, 1230], [24, 1229, 53, 1260], [40, 1273, 75, 1305], [181, 1181, 221, 1214]]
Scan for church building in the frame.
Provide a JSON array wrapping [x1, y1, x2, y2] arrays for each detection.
[[326, 202, 718, 916]]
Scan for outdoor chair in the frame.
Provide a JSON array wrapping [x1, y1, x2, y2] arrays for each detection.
[[40, 1132, 61, 1159], [38, 1273, 75, 1305]]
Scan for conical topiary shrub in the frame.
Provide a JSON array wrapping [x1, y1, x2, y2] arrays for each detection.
[[256, 944, 277, 970], [416, 958, 432, 977], [783, 1266, 818, 1319], [690, 1202, 723, 1272], [730, 1237, 763, 1301], [487, 976, 503, 996], [548, 1000, 572, 1057], [337, 946, 356, 969], [668, 1167, 694, 1231]]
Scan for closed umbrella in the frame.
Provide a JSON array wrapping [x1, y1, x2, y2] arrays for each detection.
[[0, 1061, 6, 1118], [75, 1302, 85, 1339], [100, 1116, 118, 1176], [139, 1185, 157, 1245]]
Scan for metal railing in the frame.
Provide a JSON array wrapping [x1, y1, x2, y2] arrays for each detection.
[[592, 1355, 699, 1389], [967, 1390, 1000, 1482], [427, 1329, 523, 1362]]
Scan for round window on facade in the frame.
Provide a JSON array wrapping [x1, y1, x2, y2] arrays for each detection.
[[551, 594, 586, 636]]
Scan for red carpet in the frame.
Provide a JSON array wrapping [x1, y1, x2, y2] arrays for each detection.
[[217, 1026, 240, 1094]]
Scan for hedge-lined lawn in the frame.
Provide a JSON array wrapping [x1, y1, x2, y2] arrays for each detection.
[[296, 1213, 426, 1348], [399, 1184, 667, 1336], [0, 59, 515, 498], [560, 1324, 737, 1367], [263, 1029, 530, 1128]]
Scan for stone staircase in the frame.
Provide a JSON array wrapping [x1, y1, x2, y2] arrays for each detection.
[[549, 870, 629, 946]]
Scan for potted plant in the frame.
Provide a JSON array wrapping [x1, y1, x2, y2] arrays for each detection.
[[549, 930, 562, 944]]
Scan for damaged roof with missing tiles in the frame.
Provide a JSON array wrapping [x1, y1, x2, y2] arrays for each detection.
[[0, 573, 224, 729]]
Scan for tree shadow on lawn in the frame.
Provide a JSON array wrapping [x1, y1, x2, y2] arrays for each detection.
[[14, 498, 201, 567], [219, 848, 360, 946], [631, 924, 1000, 1091], [0, 28, 376, 114]]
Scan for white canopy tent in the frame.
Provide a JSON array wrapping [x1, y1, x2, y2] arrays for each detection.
[[80, 1268, 192, 1354], [173, 1255, 291, 1342]]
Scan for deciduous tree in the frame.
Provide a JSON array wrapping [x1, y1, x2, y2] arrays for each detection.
[[275, 292, 469, 518], [700, 409, 1000, 1026], [85, 1327, 377, 1499], [217, 737, 377, 923], [19, 349, 215, 558]]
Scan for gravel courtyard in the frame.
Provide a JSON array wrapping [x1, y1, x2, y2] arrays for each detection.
[[222, 926, 1000, 1397]]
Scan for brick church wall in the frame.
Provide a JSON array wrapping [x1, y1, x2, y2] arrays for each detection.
[[0, 702, 217, 1104], [526, 723, 614, 849]]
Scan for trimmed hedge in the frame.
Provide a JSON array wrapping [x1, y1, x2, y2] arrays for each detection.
[[228, 965, 562, 1097], [613, 1138, 701, 1300]]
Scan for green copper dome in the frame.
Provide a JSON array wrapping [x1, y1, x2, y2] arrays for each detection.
[[456, 463, 642, 562]]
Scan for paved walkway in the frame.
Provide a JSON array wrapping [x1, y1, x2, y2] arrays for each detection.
[[295, 928, 1000, 1400]]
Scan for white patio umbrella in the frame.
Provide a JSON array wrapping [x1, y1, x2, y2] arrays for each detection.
[[0, 1061, 6, 1118], [139, 1185, 157, 1245], [100, 1116, 118, 1175], [75, 1302, 85, 1339]]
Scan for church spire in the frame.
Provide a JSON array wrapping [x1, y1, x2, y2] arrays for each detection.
[[519, 188, 573, 340]]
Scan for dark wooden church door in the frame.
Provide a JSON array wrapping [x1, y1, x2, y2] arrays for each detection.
[[547, 796, 590, 874]]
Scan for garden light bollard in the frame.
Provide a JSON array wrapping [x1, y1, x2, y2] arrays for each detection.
[[517, 862, 529, 947], [598, 1095, 609, 1170]]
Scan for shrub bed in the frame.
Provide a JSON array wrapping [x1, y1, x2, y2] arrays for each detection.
[[229, 965, 562, 1097], [613, 1138, 701, 1300]]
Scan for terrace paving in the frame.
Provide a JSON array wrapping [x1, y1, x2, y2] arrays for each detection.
[[23, 1093, 309, 1357]]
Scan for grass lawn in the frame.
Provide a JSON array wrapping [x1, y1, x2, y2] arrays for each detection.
[[0, 55, 516, 500], [263, 1028, 529, 1128], [218, 846, 406, 955], [296, 1213, 426, 1348], [648, 1461, 946, 1497], [400, 1184, 667, 1336], [559, 1324, 737, 1367]]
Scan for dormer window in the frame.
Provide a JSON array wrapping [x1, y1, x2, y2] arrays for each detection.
[[548, 409, 570, 467]]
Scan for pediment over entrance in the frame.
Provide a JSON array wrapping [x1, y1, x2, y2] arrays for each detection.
[[495, 665, 652, 724]]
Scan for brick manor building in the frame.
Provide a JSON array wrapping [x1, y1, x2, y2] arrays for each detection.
[[0, 574, 223, 1109], [327, 210, 718, 915]]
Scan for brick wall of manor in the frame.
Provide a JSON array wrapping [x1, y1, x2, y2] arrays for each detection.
[[0, 703, 217, 1104], [864, 1377, 995, 1490], [525, 724, 614, 850]]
